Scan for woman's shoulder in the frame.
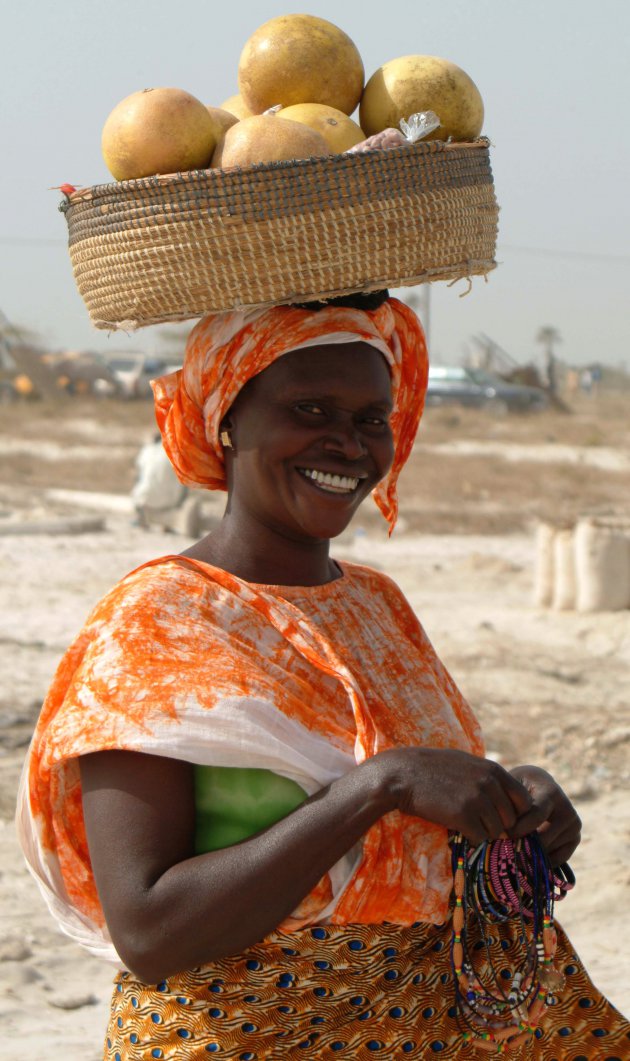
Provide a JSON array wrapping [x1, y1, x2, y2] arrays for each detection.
[[86, 554, 223, 626], [337, 560, 409, 600]]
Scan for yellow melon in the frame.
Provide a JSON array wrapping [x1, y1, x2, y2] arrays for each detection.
[[220, 93, 256, 120], [277, 104, 365, 153], [213, 113, 330, 168], [206, 105, 239, 138], [238, 14, 364, 116], [101, 87, 218, 180], [360, 55, 484, 142]]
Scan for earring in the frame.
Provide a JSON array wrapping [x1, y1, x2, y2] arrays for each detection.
[[220, 429, 233, 449]]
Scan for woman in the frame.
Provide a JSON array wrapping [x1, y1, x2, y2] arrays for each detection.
[[18, 292, 629, 1058]]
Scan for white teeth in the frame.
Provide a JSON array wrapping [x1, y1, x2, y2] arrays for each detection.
[[299, 468, 361, 492]]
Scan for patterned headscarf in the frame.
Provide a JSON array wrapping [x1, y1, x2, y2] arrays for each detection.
[[152, 297, 428, 530]]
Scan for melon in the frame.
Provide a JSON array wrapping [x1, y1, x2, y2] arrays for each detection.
[[360, 55, 484, 142], [213, 113, 330, 168], [277, 104, 365, 153], [220, 93, 256, 120], [238, 14, 364, 116], [101, 87, 218, 180]]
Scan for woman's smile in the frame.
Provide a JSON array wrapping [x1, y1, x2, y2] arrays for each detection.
[[296, 466, 365, 494]]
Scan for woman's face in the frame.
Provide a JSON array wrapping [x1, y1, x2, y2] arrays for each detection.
[[225, 342, 394, 544]]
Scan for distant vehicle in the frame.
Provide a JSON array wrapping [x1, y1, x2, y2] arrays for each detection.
[[425, 366, 549, 413]]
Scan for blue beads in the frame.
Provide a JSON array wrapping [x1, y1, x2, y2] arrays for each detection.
[[117, 1016, 123, 1028], [240, 1053, 256, 1061], [208, 1008, 224, 1018], [313, 987, 327, 997], [151, 1051, 163, 1060], [592, 1028, 608, 1037], [311, 927, 327, 940], [311, 1016, 325, 1025], [579, 996, 594, 1008], [277, 1005, 293, 1014], [176, 996, 189, 1005], [564, 964, 578, 976], [348, 938, 364, 951], [131, 997, 139, 1008], [242, 1022, 257, 1033], [246, 959, 261, 971], [209, 984, 223, 993], [176, 1028, 191, 1039], [314, 960, 330, 970], [150, 1012, 162, 1024], [423, 1007, 435, 1019], [244, 995, 259, 1003], [367, 1041, 384, 1051], [277, 973, 294, 988], [129, 1034, 139, 1045], [114, 1053, 121, 1061], [331, 1042, 346, 1051], [156, 981, 168, 992], [205, 1046, 220, 1054], [383, 946, 397, 958], [384, 969, 398, 981], [282, 947, 298, 956], [389, 1006, 404, 1018], [358, 1010, 373, 1022], [430, 1042, 446, 1053], [350, 996, 364, 1007], [559, 1027, 573, 1037], [402, 1043, 415, 1054]]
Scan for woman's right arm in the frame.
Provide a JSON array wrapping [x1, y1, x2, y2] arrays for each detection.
[[80, 746, 532, 982]]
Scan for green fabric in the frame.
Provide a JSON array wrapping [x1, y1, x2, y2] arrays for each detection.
[[193, 765, 308, 853]]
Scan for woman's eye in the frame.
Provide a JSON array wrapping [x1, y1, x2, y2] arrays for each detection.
[[296, 403, 325, 416]]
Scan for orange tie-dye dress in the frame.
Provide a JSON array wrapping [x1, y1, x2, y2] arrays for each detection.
[[17, 556, 630, 1058]]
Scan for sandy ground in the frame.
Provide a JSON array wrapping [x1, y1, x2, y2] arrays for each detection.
[[1, 394, 629, 1057]]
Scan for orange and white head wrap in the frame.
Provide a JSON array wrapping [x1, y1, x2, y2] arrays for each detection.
[[152, 297, 428, 530]]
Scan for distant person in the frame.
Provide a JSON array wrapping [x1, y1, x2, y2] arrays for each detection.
[[580, 367, 594, 395], [131, 433, 191, 529]]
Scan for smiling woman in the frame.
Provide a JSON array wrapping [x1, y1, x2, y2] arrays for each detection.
[[17, 293, 630, 1059]]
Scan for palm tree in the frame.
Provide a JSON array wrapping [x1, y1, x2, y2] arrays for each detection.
[[536, 326, 562, 396], [536, 325, 562, 359]]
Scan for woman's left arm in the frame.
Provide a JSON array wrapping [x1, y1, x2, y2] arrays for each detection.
[[508, 765, 581, 865]]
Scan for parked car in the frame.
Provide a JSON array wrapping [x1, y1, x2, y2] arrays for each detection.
[[425, 366, 548, 413]]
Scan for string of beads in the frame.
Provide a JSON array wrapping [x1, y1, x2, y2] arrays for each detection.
[[449, 833, 575, 1054]]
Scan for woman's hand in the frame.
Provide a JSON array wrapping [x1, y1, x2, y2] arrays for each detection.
[[508, 765, 581, 866], [373, 748, 534, 846]]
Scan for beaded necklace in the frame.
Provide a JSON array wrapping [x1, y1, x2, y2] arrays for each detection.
[[449, 833, 575, 1054]]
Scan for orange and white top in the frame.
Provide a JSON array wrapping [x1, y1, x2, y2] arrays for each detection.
[[17, 556, 483, 964]]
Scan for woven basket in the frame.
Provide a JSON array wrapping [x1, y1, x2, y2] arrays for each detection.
[[62, 138, 499, 330]]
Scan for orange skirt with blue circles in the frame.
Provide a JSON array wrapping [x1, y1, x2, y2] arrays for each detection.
[[104, 918, 629, 1059]]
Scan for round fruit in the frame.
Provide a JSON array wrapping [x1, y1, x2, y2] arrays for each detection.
[[206, 106, 239, 139], [213, 114, 330, 168], [277, 103, 365, 153], [359, 55, 484, 142], [238, 14, 364, 116], [220, 93, 256, 120], [102, 87, 218, 180]]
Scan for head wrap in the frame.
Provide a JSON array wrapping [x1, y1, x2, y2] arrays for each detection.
[[152, 297, 428, 530]]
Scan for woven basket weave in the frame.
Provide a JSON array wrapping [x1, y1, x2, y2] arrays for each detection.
[[62, 138, 499, 331]]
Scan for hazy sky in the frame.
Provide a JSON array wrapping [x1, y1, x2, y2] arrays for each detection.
[[2, 0, 629, 368]]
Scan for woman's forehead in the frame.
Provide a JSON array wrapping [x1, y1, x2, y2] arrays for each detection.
[[252, 342, 392, 394]]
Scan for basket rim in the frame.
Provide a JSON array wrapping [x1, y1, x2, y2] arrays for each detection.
[[61, 136, 493, 209]]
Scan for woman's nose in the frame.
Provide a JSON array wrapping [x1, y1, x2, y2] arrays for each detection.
[[322, 419, 367, 459]]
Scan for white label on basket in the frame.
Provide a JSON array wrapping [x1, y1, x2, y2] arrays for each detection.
[[399, 111, 441, 142]]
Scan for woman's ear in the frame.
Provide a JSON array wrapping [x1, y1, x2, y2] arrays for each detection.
[[219, 416, 234, 451]]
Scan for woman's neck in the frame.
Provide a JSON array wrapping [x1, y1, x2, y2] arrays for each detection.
[[181, 515, 341, 587]]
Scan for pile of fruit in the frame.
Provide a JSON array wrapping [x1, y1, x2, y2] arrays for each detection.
[[101, 14, 485, 182]]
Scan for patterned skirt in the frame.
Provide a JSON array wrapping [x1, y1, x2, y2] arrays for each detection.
[[104, 917, 630, 1059]]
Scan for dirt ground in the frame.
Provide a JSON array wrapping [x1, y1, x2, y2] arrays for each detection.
[[1, 392, 629, 1057]]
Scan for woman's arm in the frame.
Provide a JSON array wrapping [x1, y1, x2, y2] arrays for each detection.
[[80, 746, 535, 981]]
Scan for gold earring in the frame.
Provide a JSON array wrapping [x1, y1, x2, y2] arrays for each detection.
[[220, 429, 233, 449]]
